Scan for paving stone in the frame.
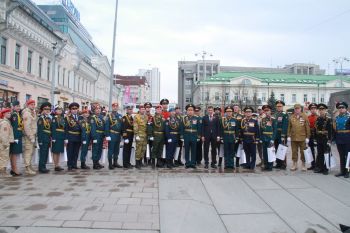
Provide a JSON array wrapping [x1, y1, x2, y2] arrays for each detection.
[[92, 221, 122, 229], [32, 220, 64, 227], [0, 227, 17, 233], [1, 220, 35, 227], [109, 192, 132, 198], [127, 205, 152, 213], [110, 213, 138, 222], [122, 222, 152, 230], [141, 198, 158, 206], [117, 198, 141, 205], [100, 204, 128, 213], [131, 192, 153, 198], [62, 220, 92, 228], [54, 211, 85, 221], [241, 176, 281, 190], [271, 175, 312, 189], [81, 211, 111, 221]]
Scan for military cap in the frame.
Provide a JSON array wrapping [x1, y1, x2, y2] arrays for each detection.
[[1, 108, 11, 115], [125, 105, 133, 110], [262, 105, 272, 110], [243, 106, 254, 112], [294, 103, 302, 109], [160, 99, 169, 105], [69, 102, 80, 109], [169, 108, 175, 112], [12, 100, 20, 107], [308, 103, 318, 110], [214, 107, 221, 111], [225, 106, 233, 112], [185, 104, 195, 110], [275, 100, 285, 106], [144, 102, 152, 108], [336, 101, 348, 109], [54, 105, 63, 111], [26, 99, 35, 106], [40, 102, 52, 111], [317, 103, 328, 110], [194, 106, 201, 112]]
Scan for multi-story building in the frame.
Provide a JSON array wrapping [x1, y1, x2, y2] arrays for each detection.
[[0, 0, 121, 110], [138, 67, 160, 102]]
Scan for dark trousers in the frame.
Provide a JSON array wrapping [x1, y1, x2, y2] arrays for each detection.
[[336, 143, 350, 174], [243, 142, 256, 169], [39, 142, 50, 171], [224, 142, 234, 167], [274, 137, 286, 168], [67, 141, 81, 168], [308, 136, 316, 167], [108, 139, 121, 160], [123, 138, 133, 166], [262, 141, 273, 169], [316, 138, 328, 171], [185, 139, 197, 166], [177, 140, 183, 162], [166, 136, 178, 160], [92, 137, 103, 161], [196, 141, 202, 163], [203, 135, 217, 165]]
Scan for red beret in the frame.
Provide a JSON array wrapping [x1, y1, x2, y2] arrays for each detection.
[[26, 99, 35, 105], [156, 105, 162, 109], [81, 109, 89, 114], [1, 108, 11, 115]]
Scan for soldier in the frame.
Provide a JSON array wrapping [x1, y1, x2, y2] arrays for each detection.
[[180, 104, 201, 168], [51, 106, 65, 171], [256, 106, 264, 167], [0, 108, 15, 177], [65, 102, 81, 171], [333, 102, 350, 178], [105, 102, 123, 169], [133, 104, 148, 169], [144, 102, 153, 166], [314, 103, 332, 175], [174, 106, 184, 166], [219, 106, 239, 169], [91, 104, 105, 170], [122, 106, 134, 169], [307, 103, 318, 170], [165, 108, 180, 168], [37, 102, 52, 173], [260, 105, 277, 171], [194, 106, 203, 165], [22, 99, 37, 175], [202, 106, 220, 169], [149, 105, 166, 168], [232, 104, 243, 168], [274, 100, 289, 170], [287, 103, 311, 171], [80, 109, 91, 169], [160, 98, 170, 119], [240, 107, 260, 170], [9, 101, 23, 176]]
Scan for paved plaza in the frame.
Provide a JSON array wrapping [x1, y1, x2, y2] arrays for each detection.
[[0, 147, 349, 233]]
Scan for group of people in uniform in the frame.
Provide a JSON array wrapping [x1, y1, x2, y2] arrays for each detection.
[[0, 98, 349, 178]]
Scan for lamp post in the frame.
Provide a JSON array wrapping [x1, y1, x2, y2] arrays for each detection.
[[50, 40, 67, 106], [333, 57, 350, 87], [195, 51, 213, 109], [109, 0, 119, 111]]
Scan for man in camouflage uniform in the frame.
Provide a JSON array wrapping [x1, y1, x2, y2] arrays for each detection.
[[134, 104, 148, 169], [0, 108, 14, 177], [149, 105, 166, 168]]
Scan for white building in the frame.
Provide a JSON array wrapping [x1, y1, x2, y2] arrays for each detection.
[[138, 67, 160, 102]]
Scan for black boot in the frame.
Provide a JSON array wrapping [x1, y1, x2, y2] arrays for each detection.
[[113, 159, 122, 168], [166, 159, 172, 169], [218, 157, 222, 167], [135, 160, 141, 169], [81, 162, 90, 170], [151, 159, 156, 169], [108, 159, 114, 170], [93, 161, 101, 170]]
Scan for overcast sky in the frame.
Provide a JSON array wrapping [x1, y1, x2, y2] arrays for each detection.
[[33, 0, 350, 102]]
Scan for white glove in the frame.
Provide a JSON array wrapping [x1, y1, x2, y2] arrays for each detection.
[[305, 138, 309, 144], [93, 140, 97, 143], [168, 139, 172, 143], [149, 137, 154, 141], [287, 137, 291, 142], [64, 139, 68, 144], [106, 136, 111, 141], [270, 140, 274, 144], [124, 139, 129, 144], [82, 141, 87, 145], [197, 138, 200, 142], [180, 138, 184, 142], [14, 139, 19, 144], [31, 139, 35, 144], [52, 140, 56, 143], [136, 136, 140, 141], [216, 136, 221, 142]]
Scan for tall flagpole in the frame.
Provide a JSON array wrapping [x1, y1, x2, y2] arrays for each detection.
[[109, 0, 119, 111]]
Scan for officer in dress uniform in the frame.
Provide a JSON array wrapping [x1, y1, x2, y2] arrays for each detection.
[[232, 105, 243, 168], [37, 102, 52, 173], [22, 99, 37, 175], [180, 104, 201, 169], [333, 102, 350, 178], [0, 108, 14, 177], [240, 106, 260, 170], [219, 106, 239, 169], [274, 100, 289, 170], [149, 105, 166, 168], [174, 106, 184, 166], [314, 103, 332, 175], [91, 104, 105, 170], [134, 104, 148, 169], [51, 106, 65, 171], [144, 102, 153, 166], [194, 106, 203, 165], [122, 106, 134, 169], [9, 101, 23, 176], [165, 108, 180, 168], [79, 109, 91, 169], [259, 105, 277, 171], [65, 102, 82, 171], [307, 103, 318, 170], [105, 102, 123, 169]]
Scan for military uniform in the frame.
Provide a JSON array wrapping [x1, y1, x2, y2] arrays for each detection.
[[240, 109, 260, 170], [274, 101, 289, 169], [122, 113, 134, 168], [194, 107, 203, 165], [233, 111, 243, 167], [91, 113, 105, 169], [175, 111, 184, 165], [260, 105, 277, 170], [0, 109, 14, 177], [65, 112, 81, 170], [80, 114, 91, 169], [149, 111, 166, 167], [133, 111, 148, 169], [308, 103, 318, 169], [105, 111, 123, 169], [37, 103, 52, 173], [51, 114, 65, 154], [22, 101, 37, 174], [165, 112, 180, 168], [10, 111, 23, 155]]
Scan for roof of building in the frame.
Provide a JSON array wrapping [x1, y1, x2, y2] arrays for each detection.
[[202, 72, 350, 85], [114, 75, 148, 86]]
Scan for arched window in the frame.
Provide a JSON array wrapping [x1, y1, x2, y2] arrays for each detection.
[[242, 79, 252, 85]]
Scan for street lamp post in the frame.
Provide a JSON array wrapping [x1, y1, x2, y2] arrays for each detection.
[[50, 40, 67, 106], [333, 57, 350, 87], [195, 51, 212, 109], [109, 0, 119, 111]]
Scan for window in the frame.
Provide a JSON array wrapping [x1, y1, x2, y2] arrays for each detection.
[[47, 60, 51, 80], [292, 94, 297, 103], [0, 37, 6, 65], [280, 94, 285, 102], [27, 50, 32, 73], [185, 89, 191, 94], [242, 79, 252, 85], [320, 94, 325, 103], [15, 44, 20, 69], [312, 94, 316, 103], [185, 79, 191, 85], [234, 93, 239, 101], [225, 92, 229, 101], [38, 56, 43, 78], [185, 97, 191, 103], [261, 93, 266, 102], [215, 92, 220, 101], [303, 94, 307, 103]]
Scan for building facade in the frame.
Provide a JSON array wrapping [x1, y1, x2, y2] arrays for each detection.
[[138, 67, 160, 102]]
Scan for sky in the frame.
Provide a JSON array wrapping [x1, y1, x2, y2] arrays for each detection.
[[33, 0, 350, 102]]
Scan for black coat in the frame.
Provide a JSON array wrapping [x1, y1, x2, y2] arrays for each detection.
[[201, 114, 220, 140]]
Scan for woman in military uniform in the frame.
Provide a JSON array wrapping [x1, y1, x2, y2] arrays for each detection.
[[51, 106, 65, 171], [9, 101, 23, 176], [80, 109, 91, 169]]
